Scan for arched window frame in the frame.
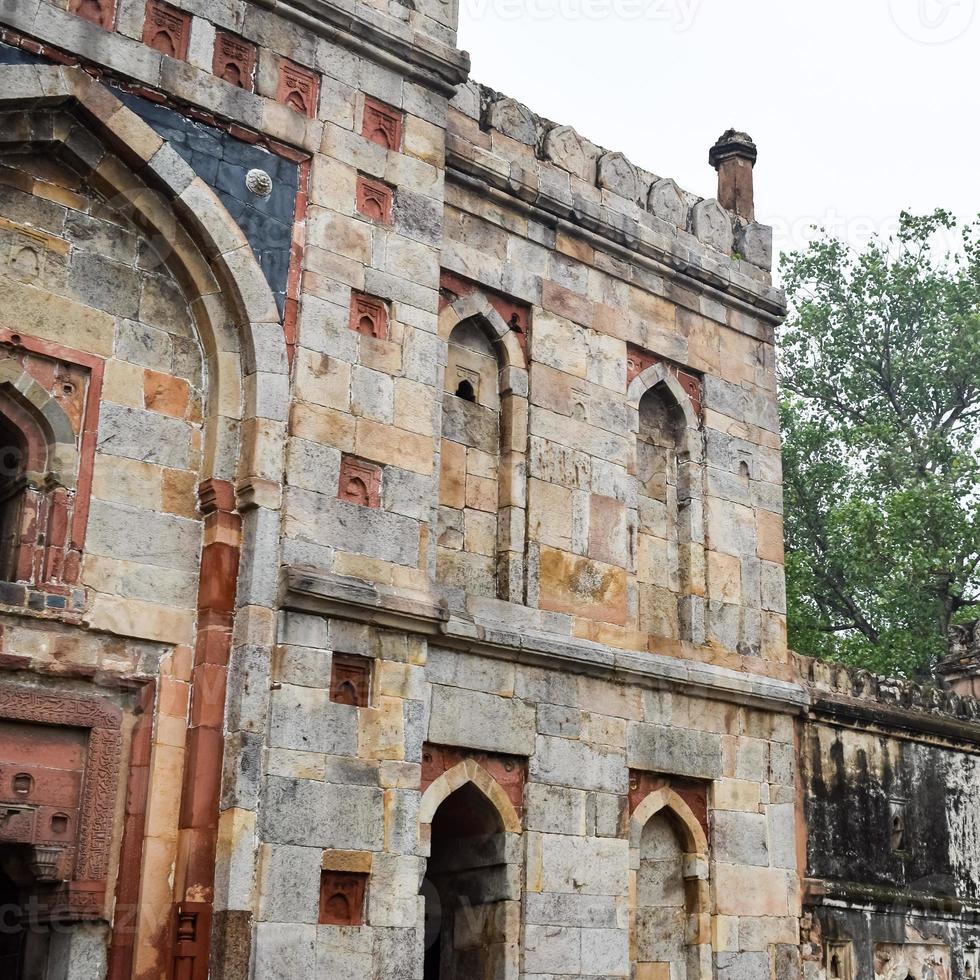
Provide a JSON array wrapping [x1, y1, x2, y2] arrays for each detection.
[[627, 365, 706, 644], [418, 759, 522, 980], [0, 360, 80, 586], [629, 786, 711, 980], [437, 291, 529, 603]]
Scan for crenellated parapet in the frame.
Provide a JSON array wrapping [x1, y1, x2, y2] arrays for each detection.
[[448, 81, 780, 311], [799, 653, 980, 732]]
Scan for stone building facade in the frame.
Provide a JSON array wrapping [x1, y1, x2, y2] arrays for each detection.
[[0, 0, 975, 978]]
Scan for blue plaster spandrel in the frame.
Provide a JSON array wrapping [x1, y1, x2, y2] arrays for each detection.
[[0, 43, 298, 318], [116, 92, 299, 318]]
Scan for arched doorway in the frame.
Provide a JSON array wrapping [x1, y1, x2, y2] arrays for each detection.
[[419, 766, 522, 980]]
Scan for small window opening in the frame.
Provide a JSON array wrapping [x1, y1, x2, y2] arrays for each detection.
[[831, 955, 841, 978], [455, 379, 476, 402], [891, 813, 906, 852]]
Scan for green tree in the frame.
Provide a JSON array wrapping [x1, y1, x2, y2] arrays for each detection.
[[779, 210, 980, 677]]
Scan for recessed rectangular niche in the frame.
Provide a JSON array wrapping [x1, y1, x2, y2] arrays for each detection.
[[964, 946, 979, 980], [319, 870, 368, 926], [826, 942, 854, 980], [330, 653, 371, 708], [889, 798, 908, 853]]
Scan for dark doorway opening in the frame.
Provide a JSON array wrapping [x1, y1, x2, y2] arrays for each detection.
[[421, 781, 514, 980]]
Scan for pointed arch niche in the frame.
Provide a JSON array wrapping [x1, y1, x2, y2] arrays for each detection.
[[418, 759, 522, 980], [627, 360, 706, 644], [436, 289, 528, 606], [629, 784, 711, 980]]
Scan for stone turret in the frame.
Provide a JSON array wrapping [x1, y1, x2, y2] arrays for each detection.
[[709, 129, 758, 222], [939, 620, 980, 697]]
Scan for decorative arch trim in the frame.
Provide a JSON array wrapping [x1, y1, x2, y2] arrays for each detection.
[[418, 758, 522, 838], [627, 363, 700, 438], [629, 786, 709, 862], [438, 288, 528, 374]]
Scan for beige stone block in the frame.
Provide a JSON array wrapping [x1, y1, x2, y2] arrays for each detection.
[[321, 850, 374, 873], [0, 278, 115, 356], [439, 438, 466, 510], [713, 778, 761, 811], [393, 378, 435, 435], [708, 550, 742, 604], [360, 335, 403, 375], [530, 311, 589, 378], [307, 206, 374, 264], [588, 493, 629, 568], [464, 474, 497, 514], [528, 478, 574, 551], [757, 508, 784, 563], [464, 508, 497, 557], [714, 864, 790, 917], [712, 914, 739, 952], [404, 114, 444, 168], [359, 695, 405, 761], [538, 545, 628, 626], [637, 583, 679, 640], [91, 454, 163, 509], [466, 447, 498, 480], [103, 358, 144, 407], [88, 593, 195, 645], [356, 419, 433, 475], [289, 401, 356, 453], [294, 349, 351, 411], [636, 964, 671, 980]]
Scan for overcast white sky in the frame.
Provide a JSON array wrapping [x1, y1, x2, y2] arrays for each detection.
[[457, 0, 977, 263]]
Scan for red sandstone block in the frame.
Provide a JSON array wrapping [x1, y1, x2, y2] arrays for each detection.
[[142, 0, 190, 60], [348, 293, 389, 340], [276, 58, 319, 118], [319, 871, 367, 925], [212, 31, 256, 91], [69, 0, 116, 30], [362, 97, 403, 151], [355, 175, 393, 225], [337, 455, 382, 509], [329, 653, 372, 707]]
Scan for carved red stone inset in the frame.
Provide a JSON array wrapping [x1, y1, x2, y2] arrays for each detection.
[[329, 654, 372, 708], [338, 455, 382, 509], [212, 31, 257, 91], [0, 685, 122, 919], [348, 293, 389, 340], [142, 0, 190, 60], [362, 97, 403, 152], [276, 58, 319, 118], [319, 870, 367, 925], [628, 770, 709, 841], [421, 744, 527, 817], [68, 0, 116, 30], [355, 175, 394, 225], [626, 344, 703, 418]]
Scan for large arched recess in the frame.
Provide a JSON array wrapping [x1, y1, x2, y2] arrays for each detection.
[[0, 64, 287, 979]]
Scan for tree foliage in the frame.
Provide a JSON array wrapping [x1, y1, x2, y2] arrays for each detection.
[[779, 210, 980, 677]]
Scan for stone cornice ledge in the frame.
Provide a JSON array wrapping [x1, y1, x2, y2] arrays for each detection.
[[251, 0, 470, 95], [282, 565, 808, 714], [446, 154, 787, 329]]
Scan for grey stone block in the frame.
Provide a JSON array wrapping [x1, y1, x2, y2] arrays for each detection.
[[427, 686, 535, 756], [260, 776, 384, 851], [627, 723, 723, 780], [258, 844, 321, 923], [531, 735, 627, 794], [86, 498, 200, 571], [712, 810, 769, 867], [97, 403, 193, 469], [253, 922, 316, 979], [268, 685, 358, 757]]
